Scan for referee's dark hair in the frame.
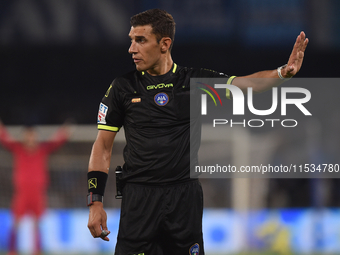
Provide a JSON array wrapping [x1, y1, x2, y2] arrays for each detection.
[[130, 9, 176, 51]]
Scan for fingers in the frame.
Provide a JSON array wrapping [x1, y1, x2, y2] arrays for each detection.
[[303, 37, 309, 51], [293, 32, 307, 53], [87, 206, 110, 241], [100, 217, 110, 241], [286, 31, 308, 76], [87, 216, 101, 237], [88, 222, 111, 241], [100, 229, 111, 241], [297, 31, 308, 53]]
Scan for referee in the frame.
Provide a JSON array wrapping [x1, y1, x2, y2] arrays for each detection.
[[87, 8, 308, 255]]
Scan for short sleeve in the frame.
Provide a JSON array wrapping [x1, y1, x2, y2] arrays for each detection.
[[97, 79, 125, 132]]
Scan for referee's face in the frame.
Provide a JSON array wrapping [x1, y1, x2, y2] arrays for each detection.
[[128, 25, 164, 73]]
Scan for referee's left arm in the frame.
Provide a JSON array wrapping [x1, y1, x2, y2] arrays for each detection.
[[232, 31, 308, 93]]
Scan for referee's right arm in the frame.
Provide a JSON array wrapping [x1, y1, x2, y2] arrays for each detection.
[[89, 130, 116, 174], [87, 130, 116, 241]]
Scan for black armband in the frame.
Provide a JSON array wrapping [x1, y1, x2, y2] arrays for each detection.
[[87, 171, 108, 196]]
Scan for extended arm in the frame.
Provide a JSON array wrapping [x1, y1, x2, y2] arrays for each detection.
[[87, 130, 117, 241], [0, 119, 18, 150], [233, 31, 309, 93], [44, 123, 72, 152]]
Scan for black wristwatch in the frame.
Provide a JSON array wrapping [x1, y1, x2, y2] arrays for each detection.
[[87, 192, 103, 206]]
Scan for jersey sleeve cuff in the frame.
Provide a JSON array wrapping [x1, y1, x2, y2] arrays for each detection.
[[226, 76, 236, 99], [98, 125, 121, 132]]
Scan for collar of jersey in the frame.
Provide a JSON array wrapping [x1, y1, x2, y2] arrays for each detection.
[[140, 63, 177, 77]]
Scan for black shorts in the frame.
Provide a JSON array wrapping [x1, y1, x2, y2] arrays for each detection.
[[114, 179, 204, 255]]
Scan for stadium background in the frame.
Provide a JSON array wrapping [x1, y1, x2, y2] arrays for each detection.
[[0, 0, 340, 254]]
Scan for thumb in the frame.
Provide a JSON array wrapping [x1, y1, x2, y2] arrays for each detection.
[[285, 64, 295, 76], [100, 217, 110, 241]]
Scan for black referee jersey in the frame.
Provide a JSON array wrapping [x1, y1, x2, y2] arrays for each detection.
[[97, 63, 235, 184]]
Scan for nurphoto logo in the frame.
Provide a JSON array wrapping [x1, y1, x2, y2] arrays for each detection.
[[200, 83, 312, 128]]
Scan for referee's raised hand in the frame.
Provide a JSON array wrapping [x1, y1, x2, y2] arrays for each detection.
[[282, 31, 309, 78], [87, 201, 111, 241]]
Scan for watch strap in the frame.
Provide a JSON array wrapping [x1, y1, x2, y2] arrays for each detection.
[[87, 192, 103, 206]]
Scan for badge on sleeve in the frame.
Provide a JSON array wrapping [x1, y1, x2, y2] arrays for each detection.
[[98, 103, 108, 124]]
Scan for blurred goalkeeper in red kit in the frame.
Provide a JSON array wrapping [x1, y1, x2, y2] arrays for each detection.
[[0, 120, 71, 255]]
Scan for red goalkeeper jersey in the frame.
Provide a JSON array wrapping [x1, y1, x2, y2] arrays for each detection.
[[0, 127, 68, 188]]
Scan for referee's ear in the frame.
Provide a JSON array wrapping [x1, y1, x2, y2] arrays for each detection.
[[160, 37, 172, 53]]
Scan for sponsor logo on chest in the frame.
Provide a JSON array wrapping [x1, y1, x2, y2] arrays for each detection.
[[147, 83, 173, 90]]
